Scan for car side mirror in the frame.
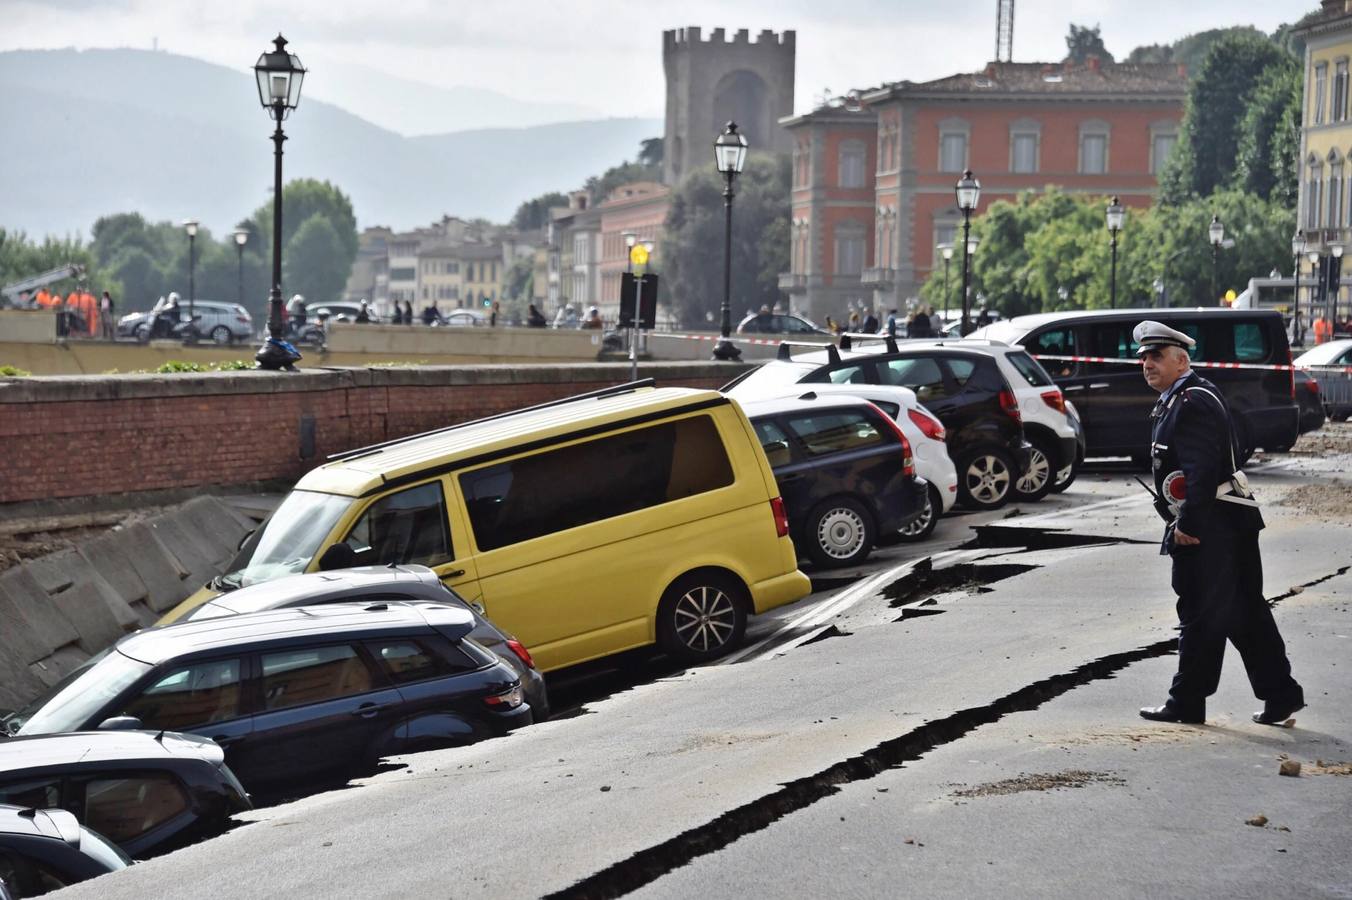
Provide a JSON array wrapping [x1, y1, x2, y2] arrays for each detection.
[[317, 542, 358, 572], [97, 715, 143, 731]]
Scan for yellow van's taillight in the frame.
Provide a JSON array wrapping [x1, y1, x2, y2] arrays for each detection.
[[770, 497, 790, 537]]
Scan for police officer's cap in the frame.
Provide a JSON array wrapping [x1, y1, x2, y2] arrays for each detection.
[[1133, 320, 1196, 355]]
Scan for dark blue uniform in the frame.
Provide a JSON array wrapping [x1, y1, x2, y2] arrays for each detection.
[[1149, 370, 1302, 718]]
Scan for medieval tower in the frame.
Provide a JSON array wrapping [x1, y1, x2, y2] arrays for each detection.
[[662, 27, 796, 185]]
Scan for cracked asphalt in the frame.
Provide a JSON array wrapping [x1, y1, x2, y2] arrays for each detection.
[[59, 447, 1352, 900]]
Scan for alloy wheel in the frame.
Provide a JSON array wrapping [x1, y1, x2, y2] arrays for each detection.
[[965, 454, 1011, 505], [1015, 446, 1051, 496], [672, 584, 737, 653]]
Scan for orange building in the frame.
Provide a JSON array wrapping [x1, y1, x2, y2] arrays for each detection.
[[597, 182, 671, 323], [781, 58, 1187, 320]]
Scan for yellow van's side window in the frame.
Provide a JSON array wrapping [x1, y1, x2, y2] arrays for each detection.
[[460, 415, 735, 551], [345, 481, 454, 567]]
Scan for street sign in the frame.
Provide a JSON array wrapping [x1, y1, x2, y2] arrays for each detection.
[[629, 244, 649, 268], [619, 273, 658, 329]]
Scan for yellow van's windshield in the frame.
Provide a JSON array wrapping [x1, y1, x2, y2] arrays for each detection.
[[217, 490, 351, 590]]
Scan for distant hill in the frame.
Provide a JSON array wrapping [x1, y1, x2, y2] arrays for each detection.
[[0, 48, 659, 239]]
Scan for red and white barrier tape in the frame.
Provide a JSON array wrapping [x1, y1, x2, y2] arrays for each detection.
[[1031, 354, 1352, 374], [652, 332, 830, 348]]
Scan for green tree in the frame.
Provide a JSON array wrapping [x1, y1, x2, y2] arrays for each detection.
[[663, 154, 790, 326], [504, 255, 534, 302], [1168, 26, 1267, 77], [584, 160, 661, 206], [106, 246, 166, 308], [1064, 24, 1114, 64], [1126, 43, 1172, 65], [1233, 58, 1302, 202], [250, 178, 359, 270], [1160, 33, 1289, 203], [283, 215, 350, 304], [510, 192, 568, 231], [638, 137, 664, 167]]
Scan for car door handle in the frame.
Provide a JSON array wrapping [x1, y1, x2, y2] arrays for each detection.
[[212, 734, 246, 747], [777, 473, 804, 483], [1089, 383, 1110, 389], [1062, 385, 1085, 392], [352, 703, 392, 719], [444, 569, 466, 578]]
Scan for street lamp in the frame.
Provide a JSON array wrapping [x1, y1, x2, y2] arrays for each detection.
[[1291, 229, 1306, 346], [938, 243, 953, 321], [1208, 215, 1225, 306], [622, 231, 637, 275], [1332, 243, 1344, 331], [183, 219, 198, 327], [955, 170, 980, 334], [712, 121, 747, 361], [252, 34, 306, 370], [233, 229, 249, 308], [1105, 196, 1125, 309]]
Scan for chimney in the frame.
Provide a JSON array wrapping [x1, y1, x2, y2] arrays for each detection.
[[1087, 54, 1101, 73]]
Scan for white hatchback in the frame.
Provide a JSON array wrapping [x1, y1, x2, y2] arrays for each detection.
[[729, 381, 957, 541]]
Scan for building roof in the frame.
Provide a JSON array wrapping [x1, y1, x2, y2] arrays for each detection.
[[1294, 3, 1352, 37], [862, 60, 1187, 104]]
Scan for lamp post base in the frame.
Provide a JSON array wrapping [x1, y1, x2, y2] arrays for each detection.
[[712, 338, 742, 361], [255, 336, 303, 371]]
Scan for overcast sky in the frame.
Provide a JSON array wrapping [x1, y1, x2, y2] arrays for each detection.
[[3, 0, 1302, 129]]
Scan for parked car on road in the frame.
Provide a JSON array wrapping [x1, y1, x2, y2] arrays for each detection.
[[0, 804, 129, 896], [159, 382, 812, 671], [3, 602, 532, 795], [726, 340, 1033, 510], [741, 395, 926, 567], [736, 311, 829, 336], [181, 565, 548, 719], [0, 732, 249, 859], [117, 300, 253, 345], [1294, 339, 1352, 421], [1293, 369, 1326, 434], [974, 309, 1300, 462], [729, 382, 957, 541]]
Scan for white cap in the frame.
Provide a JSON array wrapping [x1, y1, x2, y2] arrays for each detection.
[[1133, 320, 1196, 355]]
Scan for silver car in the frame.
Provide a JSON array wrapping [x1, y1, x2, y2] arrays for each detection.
[[119, 300, 254, 344]]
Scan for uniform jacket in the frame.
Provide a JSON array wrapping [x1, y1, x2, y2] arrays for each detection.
[[1150, 370, 1263, 538]]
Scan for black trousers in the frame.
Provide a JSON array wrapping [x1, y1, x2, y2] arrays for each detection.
[[1167, 516, 1301, 711]]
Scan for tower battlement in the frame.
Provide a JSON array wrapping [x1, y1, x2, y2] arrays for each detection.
[[663, 27, 796, 49]]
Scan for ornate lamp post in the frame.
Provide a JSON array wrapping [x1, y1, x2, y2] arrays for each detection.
[[1332, 242, 1344, 330], [1105, 196, 1125, 309], [955, 170, 980, 334], [938, 243, 953, 321], [252, 34, 306, 370], [712, 121, 747, 361], [1291, 229, 1306, 346], [233, 229, 249, 308], [622, 231, 637, 275], [182, 220, 198, 326], [1208, 215, 1225, 306]]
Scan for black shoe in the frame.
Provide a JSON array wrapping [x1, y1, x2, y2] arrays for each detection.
[[1139, 703, 1205, 724], [1253, 696, 1306, 726]]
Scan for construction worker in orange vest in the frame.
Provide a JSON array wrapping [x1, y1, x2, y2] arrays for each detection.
[[1314, 315, 1331, 345], [81, 289, 99, 335], [35, 287, 52, 308]]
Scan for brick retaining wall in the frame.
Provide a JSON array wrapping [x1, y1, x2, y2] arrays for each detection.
[[0, 362, 751, 506]]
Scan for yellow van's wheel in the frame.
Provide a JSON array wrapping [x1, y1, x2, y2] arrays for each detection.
[[657, 572, 748, 662]]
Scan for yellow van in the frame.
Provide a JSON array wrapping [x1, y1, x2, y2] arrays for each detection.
[[160, 383, 810, 671]]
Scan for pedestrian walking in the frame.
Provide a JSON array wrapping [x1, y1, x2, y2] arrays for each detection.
[[862, 308, 879, 333], [99, 291, 115, 340], [1133, 320, 1304, 726], [847, 310, 861, 333], [527, 304, 547, 328], [885, 309, 899, 337]]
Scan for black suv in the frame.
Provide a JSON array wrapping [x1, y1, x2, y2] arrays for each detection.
[[0, 805, 129, 896], [3, 603, 532, 795], [0, 731, 250, 859], [741, 395, 925, 567], [728, 340, 1032, 510]]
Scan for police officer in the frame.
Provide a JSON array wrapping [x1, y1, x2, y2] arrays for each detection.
[[1135, 320, 1305, 725]]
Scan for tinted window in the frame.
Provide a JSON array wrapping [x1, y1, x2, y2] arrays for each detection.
[[1025, 327, 1078, 376], [1234, 323, 1267, 362], [879, 357, 952, 402], [872, 400, 901, 418], [121, 659, 243, 731], [752, 420, 793, 468], [261, 645, 373, 711], [346, 481, 453, 567], [1005, 351, 1053, 387], [821, 364, 869, 385], [0, 852, 71, 895], [460, 415, 734, 552], [1089, 322, 1136, 359], [367, 640, 444, 684], [0, 778, 60, 809], [84, 775, 190, 843], [784, 411, 885, 457], [946, 358, 977, 387]]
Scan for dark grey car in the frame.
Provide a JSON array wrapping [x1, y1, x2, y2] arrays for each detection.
[[181, 565, 549, 719]]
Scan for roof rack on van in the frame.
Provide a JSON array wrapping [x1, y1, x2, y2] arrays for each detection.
[[837, 332, 899, 354], [327, 378, 658, 462], [775, 340, 840, 364]]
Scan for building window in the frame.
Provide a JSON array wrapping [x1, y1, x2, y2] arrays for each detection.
[[1011, 134, 1038, 174], [1079, 121, 1110, 174], [1337, 61, 1350, 123], [1150, 130, 1178, 175], [939, 133, 967, 172], [838, 140, 867, 188], [1307, 162, 1324, 229], [834, 224, 866, 276], [793, 141, 811, 187], [1315, 63, 1328, 126], [1332, 161, 1345, 228]]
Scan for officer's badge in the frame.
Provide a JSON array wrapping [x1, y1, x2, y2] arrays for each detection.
[[1162, 470, 1186, 515]]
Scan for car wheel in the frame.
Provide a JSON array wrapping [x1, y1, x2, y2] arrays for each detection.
[[956, 447, 1015, 510], [1050, 445, 1082, 494], [1012, 436, 1055, 502], [805, 496, 875, 567], [897, 484, 942, 542], [211, 325, 233, 345], [135, 324, 150, 343], [656, 572, 748, 662]]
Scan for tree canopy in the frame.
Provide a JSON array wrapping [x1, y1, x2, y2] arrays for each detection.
[[511, 192, 569, 232], [1064, 24, 1114, 64]]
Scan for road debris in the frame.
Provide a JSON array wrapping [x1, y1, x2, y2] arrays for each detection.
[[1279, 760, 1302, 777], [1246, 815, 1268, 827], [952, 770, 1124, 798]]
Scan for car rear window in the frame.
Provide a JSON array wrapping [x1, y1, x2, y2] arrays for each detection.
[[784, 410, 886, 457], [1005, 351, 1053, 387], [1233, 323, 1268, 362]]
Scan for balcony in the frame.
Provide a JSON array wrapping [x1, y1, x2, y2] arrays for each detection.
[[778, 272, 807, 292], [860, 267, 896, 288]]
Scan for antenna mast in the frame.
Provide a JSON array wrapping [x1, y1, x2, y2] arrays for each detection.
[[996, 0, 1014, 63]]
